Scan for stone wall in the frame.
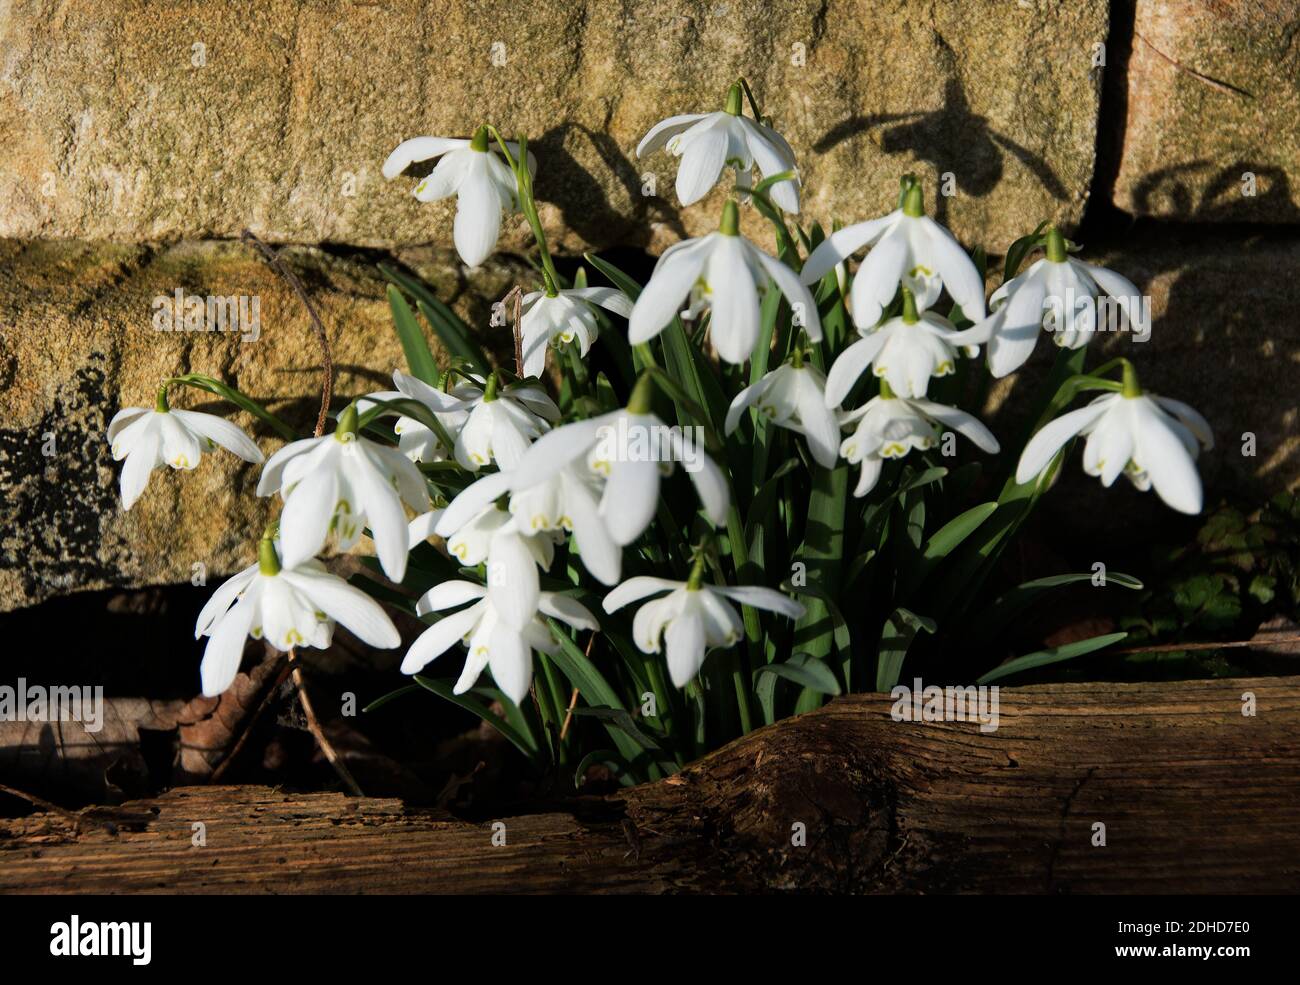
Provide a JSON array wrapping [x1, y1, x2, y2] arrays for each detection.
[[1, 1, 1298, 610]]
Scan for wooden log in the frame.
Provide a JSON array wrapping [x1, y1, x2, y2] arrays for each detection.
[[2, 676, 1298, 894]]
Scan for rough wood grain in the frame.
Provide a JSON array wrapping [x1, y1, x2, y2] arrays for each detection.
[[2, 677, 1298, 894]]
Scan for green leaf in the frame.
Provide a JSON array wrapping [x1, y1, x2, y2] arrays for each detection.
[[976, 632, 1128, 684], [754, 653, 842, 696], [571, 707, 662, 751], [573, 748, 627, 787], [582, 253, 643, 301], [413, 675, 540, 761], [385, 285, 442, 385], [544, 620, 651, 773], [898, 502, 999, 598], [922, 502, 999, 561], [967, 571, 1143, 646], [876, 607, 937, 691], [1003, 221, 1049, 281], [378, 263, 490, 376], [171, 373, 297, 440]]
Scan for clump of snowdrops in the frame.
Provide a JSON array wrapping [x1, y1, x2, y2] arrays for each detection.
[[108, 80, 1211, 785]]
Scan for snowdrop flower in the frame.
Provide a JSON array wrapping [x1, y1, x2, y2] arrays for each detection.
[[955, 226, 1150, 378], [839, 385, 1000, 497], [801, 179, 986, 330], [513, 375, 729, 547], [433, 471, 559, 630], [603, 567, 804, 688], [400, 581, 598, 706], [508, 462, 623, 586], [108, 390, 263, 511], [518, 284, 633, 379], [824, 287, 975, 403], [359, 370, 470, 463], [382, 126, 533, 267], [256, 405, 430, 582], [1016, 366, 1211, 514], [628, 200, 821, 364], [724, 353, 839, 468], [195, 535, 400, 697], [636, 81, 801, 213], [453, 373, 559, 471]]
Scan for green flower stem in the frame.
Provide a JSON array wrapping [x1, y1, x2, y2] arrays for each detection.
[[154, 384, 170, 413], [1045, 225, 1068, 263], [902, 181, 924, 218], [719, 198, 740, 235], [470, 124, 490, 153], [724, 80, 743, 116], [482, 371, 500, 402], [747, 187, 801, 265], [724, 504, 760, 735], [626, 371, 656, 414], [563, 340, 589, 389], [901, 286, 919, 324], [486, 126, 562, 295], [334, 402, 359, 437], [258, 533, 281, 576], [686, 551, 708, 590], [1120, 358, 1141, 398]]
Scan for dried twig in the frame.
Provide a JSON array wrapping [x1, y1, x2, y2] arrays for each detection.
[[559, 634, 597, 741], [289, 649, 364, 797], [240, 229, 335, 437], [1111, 634, 1300, 656], [0, 783, 79, 826], [498, 285, 525, 376], [1135, 31, 1254, 99]]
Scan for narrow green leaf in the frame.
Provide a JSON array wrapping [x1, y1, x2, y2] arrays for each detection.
[[976, 632, 1128, 685], [876, 607, 937, 691], [386, 285, 442, 385], [172, 373, 297, 440], [967, 571, 1143, 646], [571, 707, 662, 751], [754, 653, 842, 696], [413, 675, 540, 760]]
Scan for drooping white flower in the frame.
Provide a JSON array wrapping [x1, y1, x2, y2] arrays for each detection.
[[256, 406, 430, 581], [519, 286, 633, 380], [359, 370, 471, 463], [628, 200, 821, 364], [724, 357, 840, 468], [401, 581, 598, 706], [108, 397, 263, 511], [801, 180, 986, 330], [451, 374, 559, 471], [839, 390, 1000, 497], [513, 383, 729, 547], [953, 226, 1149, 378], [507, 462, 623, 586], [433, 470, 559, 630], [603, 575, 804, 688], [824, 288, 975, 403], [195, 538, 400, 697], [636, 82, 801, 212], [382, 128, 534, 267], [1016, 380, 1211, 515]]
